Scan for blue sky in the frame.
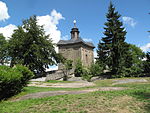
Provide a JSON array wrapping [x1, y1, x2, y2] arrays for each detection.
[[0, 0, 150, 53]]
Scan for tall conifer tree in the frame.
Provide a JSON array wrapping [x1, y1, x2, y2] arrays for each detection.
[[97, 2, 127, 75]]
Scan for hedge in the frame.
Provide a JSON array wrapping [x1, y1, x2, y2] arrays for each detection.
[[0, 65, 34, 100]]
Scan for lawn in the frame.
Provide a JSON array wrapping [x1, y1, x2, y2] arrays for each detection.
[[0, 77, 150, 113]]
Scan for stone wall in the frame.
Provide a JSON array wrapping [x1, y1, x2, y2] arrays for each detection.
[[81, 45, 94, 67], [46, 70, 74, 81], [58, 43, 94, 70], [58, 44, 81, 70], [46, 70, 64, 80]]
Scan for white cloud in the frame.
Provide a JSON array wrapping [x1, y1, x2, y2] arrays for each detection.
[[37, 9, 64, 44], [140, 43, 150, 52], [0, 24, 17, 40], [83, 38, 93, 42], [0, 1, 10, 21], [0, 9, 64, 52], [122, 16, 137, 27]]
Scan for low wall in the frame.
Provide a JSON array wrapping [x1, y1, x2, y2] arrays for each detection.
[[45, 70, 74, 81]]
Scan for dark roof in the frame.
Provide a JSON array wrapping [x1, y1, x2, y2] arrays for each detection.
[[57, 37, 95, 48]]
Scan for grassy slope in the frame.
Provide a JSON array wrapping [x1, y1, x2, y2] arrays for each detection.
[[0, 77, 150, 113]]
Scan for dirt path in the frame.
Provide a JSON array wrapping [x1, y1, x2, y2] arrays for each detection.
[[14, 78, 147, 101], [28, 81, 95, 88], [14, 87, 126, 101]]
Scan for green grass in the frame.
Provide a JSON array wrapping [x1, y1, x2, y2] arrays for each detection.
[[8, 85, 97, 101], [0, 77, 150, 113]]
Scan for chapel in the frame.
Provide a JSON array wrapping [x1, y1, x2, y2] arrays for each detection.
[[57, 20, 95, 70]]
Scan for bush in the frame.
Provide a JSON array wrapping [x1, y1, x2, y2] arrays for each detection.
[[143, 61, 150, 74], [115, 65, 143, 78], [81, 68, 92, 82], [74, 59, 84, 77], [81, 63, 103, 82], [15, 65, 34, 86], [62, 59, 73, 81], [0, 65, 34, 100], [89, 63, 103, 77]]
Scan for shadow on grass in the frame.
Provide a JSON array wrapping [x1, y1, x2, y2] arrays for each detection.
[[132, 90, 150, 112]]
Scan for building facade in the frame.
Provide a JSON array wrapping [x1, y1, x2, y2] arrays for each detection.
[[57, 21, 95, 70]]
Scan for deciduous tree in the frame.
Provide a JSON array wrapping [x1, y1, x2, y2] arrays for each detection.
[[9, 15, 63, 75], [0, 34, 8, 65]]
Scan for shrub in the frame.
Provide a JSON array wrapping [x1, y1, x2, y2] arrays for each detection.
[[62, 59, 73, 81], [81, 68, 92, 82], [74, 59, 84, 77], [14, 65, 34, 86], [81, 63, 103, 82], [89, 63, 103, 77], [0, 65, 34, 100], [115, 65, 143, 78]]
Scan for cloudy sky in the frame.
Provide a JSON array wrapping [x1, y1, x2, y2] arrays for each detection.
[[0, 0, 150, 53]]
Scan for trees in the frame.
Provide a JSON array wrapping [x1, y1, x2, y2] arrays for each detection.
[[89, 63, 103, 77], [82, 63, 103, 82], [143, 52, 150, 74], [97, 2, 127, 75], [0, 34, 8, 65], [9, 15, 62, 75], [119, 44, 145, 77], [62, 59, 73, 81], [144, 13, 150, 73], [143, 13, 150, 74]]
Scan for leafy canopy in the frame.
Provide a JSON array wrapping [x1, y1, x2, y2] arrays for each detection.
[[0, 34, 8, 65], [9, 15, 63, 74]]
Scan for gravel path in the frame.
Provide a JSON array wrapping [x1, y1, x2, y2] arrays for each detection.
[[28, 81, 95, 88], [14, 87, 126, 101], [113, 78, 148, 85], [14, 78, 147, 101]]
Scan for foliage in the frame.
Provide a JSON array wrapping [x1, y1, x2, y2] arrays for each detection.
[[0, 65, 34, 100], [115, 66, 142, 78], [62, 59, 73, 81], [89, 63, 103, 77], [115, 44, 145, 77], [97, 2, 127, 76], [8, 15, 63, 75], [0, 34, 8, 65], [97, 2, 145, 78], [80, 68, 92, 82], [143, 52, 150, 74], [81, 63, 103, 82], [15, 65, 34, 86], [74, 59, 84, 77], [64, 59, 73, 70], [125, 44, 144, 67]]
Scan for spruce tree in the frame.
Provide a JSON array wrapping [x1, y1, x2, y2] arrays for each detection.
[[97, 2, 127, 75]]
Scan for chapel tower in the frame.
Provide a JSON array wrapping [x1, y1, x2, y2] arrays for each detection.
[[57, 20, 95, 70]]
